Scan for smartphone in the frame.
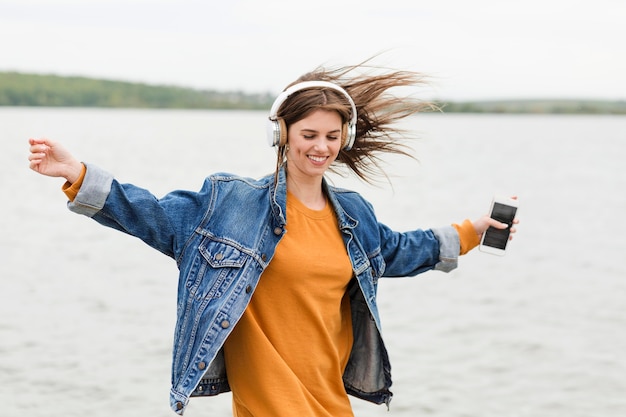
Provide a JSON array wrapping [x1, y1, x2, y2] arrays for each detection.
[[479, 196, 518, 256]]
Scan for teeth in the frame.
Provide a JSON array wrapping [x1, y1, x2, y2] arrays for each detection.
[[308, 155, 326, 162]]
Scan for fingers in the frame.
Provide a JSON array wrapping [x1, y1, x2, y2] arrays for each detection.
[[508, 221, 520, 240], [29, 137, 49, 147], [28, 138, 51, 173], [29, 138, 51, 151], [491, 216, 519, 229], [28, 141, 49, 160], [28, 152, 45, 172], [30, 144, 48, 155], [489, 218, 509, 229]]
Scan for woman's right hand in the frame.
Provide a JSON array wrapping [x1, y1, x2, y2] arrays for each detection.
[[28, 138, 83, 184]]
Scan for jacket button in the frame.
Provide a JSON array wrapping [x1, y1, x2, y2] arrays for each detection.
[[214, 253, 224, 261], [273, 227, 282, 235], [261, 254, 267, 261], [198, 361, 206, 370], [245, 285, 252, 294], [175, 402, 183, 411], [221, 320, 230, 329]]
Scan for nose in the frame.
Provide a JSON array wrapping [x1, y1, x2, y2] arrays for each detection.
[[313, 138, 331, 151]]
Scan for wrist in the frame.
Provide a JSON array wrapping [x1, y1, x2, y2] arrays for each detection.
[[65, 161, 84, 184], [61, 163, 86, 202]]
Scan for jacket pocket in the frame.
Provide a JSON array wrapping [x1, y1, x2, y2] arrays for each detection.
[[368, 252, 386, 284], [186, 238, 248, 300]]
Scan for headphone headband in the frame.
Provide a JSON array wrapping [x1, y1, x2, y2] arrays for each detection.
[[266, 80, 357, 150]]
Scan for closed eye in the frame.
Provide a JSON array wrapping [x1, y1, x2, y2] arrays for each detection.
[[300, 129, 341, 140]]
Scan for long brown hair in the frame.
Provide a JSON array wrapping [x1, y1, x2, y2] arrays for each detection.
[[274, 60, 437, 184]]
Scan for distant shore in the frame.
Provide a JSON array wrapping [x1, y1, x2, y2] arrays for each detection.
[[2, 72, 625, 114]]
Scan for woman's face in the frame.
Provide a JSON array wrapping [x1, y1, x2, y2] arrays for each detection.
[[285, 109, 343, 182]]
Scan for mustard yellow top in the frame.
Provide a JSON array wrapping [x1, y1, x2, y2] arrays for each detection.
[[223, 191, 355, 416]]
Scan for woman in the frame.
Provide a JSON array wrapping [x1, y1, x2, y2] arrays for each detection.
[[28, 63, 517, 416]]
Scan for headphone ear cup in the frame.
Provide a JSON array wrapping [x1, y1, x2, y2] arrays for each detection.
[[343, 123, 356, 151], [278, 118, 288, 147], [266, 118, 288, 147], [267, 119, 280, 147]]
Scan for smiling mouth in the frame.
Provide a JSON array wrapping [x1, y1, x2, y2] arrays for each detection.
[[307, 155, 328, 163]]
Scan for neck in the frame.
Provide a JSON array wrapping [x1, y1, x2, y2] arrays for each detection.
[[286, 173, 326, 210]]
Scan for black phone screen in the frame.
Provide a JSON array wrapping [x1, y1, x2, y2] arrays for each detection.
[[482, 202, 517, 250]]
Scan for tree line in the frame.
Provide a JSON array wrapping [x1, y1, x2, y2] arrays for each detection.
[[1, 72, 625, 114], [0, 72, 274, 109]]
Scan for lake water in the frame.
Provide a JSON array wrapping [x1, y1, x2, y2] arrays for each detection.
[[1, 108, 625, 417]]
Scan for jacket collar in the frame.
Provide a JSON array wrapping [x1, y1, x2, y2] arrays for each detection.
[[269, 165, 359, 231], [324, 180, 358, 231], [269, 166, 288, 228]]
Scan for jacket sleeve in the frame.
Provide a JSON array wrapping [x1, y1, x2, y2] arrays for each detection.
[[66, 162, 210, 260], [378, 222, 460, 277], [431, 225, 461, 272]]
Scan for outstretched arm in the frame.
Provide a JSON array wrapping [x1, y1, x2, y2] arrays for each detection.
[[28, 138, 200, 259], [28, 137, 83, 184]]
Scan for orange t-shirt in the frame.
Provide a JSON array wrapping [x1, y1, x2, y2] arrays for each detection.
[[223, 191, 355, 417]]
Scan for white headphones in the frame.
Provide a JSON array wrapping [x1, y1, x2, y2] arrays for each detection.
[[266, 80, 358, 151]]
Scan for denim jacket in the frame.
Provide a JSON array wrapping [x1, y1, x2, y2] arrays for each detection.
[[67, 163, 460, 415]]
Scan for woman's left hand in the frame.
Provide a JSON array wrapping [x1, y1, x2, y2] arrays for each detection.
[[472, 196, 519, 240]]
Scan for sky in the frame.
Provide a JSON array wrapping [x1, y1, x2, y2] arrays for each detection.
[[1, 0, 624, 100]]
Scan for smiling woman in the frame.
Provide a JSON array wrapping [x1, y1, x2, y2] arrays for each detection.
[[27, 60, 517, 416]]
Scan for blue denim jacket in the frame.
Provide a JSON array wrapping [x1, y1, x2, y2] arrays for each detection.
[[68, 163, 460, 415]]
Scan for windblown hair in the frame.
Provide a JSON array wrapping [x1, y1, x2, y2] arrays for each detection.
[[274, 60, 437, 184]]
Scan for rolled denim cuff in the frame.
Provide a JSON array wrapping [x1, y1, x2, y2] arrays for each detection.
[[67, 162, 114, 217], [432, 225, 460, 272]]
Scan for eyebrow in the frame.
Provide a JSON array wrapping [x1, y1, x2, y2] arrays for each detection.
[[300, 128, 342, 134]]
